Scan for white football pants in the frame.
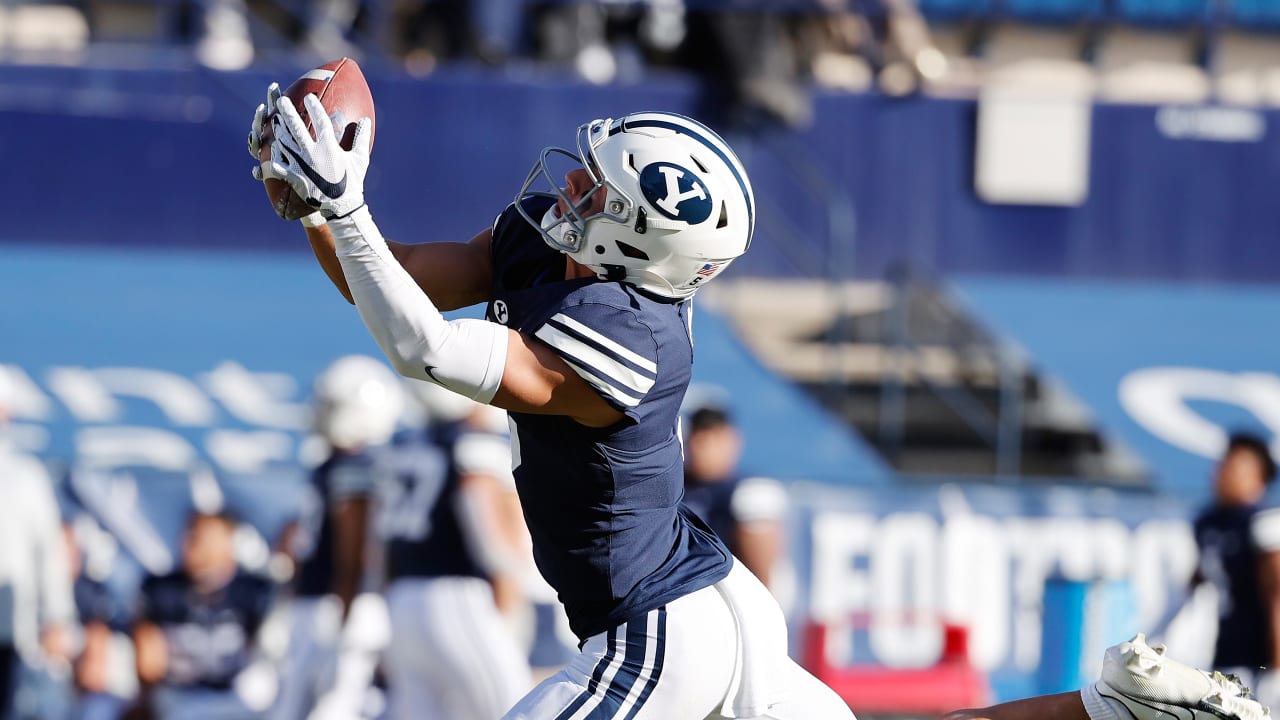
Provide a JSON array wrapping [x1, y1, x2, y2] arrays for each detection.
[[384, 576, 533, 720], [271, 595, 341, 720], [502, 560, 856, 720]]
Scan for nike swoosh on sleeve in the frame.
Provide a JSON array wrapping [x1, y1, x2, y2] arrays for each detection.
[[280, 143, 347, 198]]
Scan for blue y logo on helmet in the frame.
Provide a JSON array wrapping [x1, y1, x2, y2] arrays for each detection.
[[639, 162, 713, 224]]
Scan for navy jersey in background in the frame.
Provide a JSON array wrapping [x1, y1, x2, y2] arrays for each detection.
[[293, 451, 382, 599], [136, 571, 273, 689], [380, 422, 489, 582]]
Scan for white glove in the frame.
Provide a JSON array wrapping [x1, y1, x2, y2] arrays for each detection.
[[249, 84, 324, 226], [247, 81, 280, 174], [267, 93, 371, 221]]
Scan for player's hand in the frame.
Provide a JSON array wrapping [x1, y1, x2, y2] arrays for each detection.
[[267, 93, 370, 220], [247, 82, 282, 183], [250, 84, 325, 226]]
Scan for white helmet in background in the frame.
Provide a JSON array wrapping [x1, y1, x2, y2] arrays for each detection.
[[517, 111, 756, 299], [408, 380, 508, 434], [409, 379, 477, 426], [313, 355, 405, 450]]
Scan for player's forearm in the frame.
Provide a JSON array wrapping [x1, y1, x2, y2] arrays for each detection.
[[307, 221, 490, 311], [329, 207, 508, 401], [1260, 552, 1280, 666], [1267, 592, 1280, 667], [392, 235, 493, 312], [454, 477, 520, 577], [133, 623, 168, 685], [331, 500, 369, 620], [306, 223, 355, 304]]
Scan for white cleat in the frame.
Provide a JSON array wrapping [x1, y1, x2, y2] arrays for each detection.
[[1095, 634, 1270, 720]]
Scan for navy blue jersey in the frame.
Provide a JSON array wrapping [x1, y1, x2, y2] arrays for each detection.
[[1195, 503, 1276, 668], [380, 422, 487, 582], [75, 575, 130, 632], [682, 477, 739, 553], [487, 197, 732, 640], [136, 571, 273, 689], [294, 450, 381, 598]]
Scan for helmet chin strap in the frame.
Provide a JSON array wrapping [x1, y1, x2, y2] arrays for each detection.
[[564, 255, 596, 280]]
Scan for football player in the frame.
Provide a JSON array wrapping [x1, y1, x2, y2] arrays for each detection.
[[378, 380, 532, 720], [681, 401, 788, 592], [132, 510, 274, 719], [272, 355, 400, 720], [250, 90, 1266, 720]]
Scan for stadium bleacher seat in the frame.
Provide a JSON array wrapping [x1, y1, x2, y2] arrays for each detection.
[[1003, 0, 1103, 24], [1210, 0, 1280, 105], [1114, 0, 1210, 25], [1230, 0, 1280, 28], [918, 0, 997, 21]]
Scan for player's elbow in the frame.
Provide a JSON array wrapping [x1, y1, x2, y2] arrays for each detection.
[[384, 347, 425, 381]]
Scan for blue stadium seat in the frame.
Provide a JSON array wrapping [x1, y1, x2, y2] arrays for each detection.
[[1001, 0, 1104, 24], [1229, 0, 1280, 28], [1113, 0, 1211, 25], [917, 0, 996, 21]]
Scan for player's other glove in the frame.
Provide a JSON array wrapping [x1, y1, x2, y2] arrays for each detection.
[[267, 93, 371, 221], [247, 82, 280, 172], [248, 84, 325, 227]]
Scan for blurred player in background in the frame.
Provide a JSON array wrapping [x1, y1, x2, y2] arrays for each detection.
[[1191, 432, 1280, 706], [0, 370, 76, 719], [65, 519, 136, 720], [131, 510, 274, 719], [272, 355, 400, 720], [681, 401, 788, 592], [377, 380, 532, 720], [250, 90, 1266, 719]]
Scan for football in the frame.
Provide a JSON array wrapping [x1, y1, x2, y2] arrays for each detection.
[[258, 57, 375, 220]]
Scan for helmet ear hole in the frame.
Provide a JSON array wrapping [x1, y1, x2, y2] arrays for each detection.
[[616, 241, 650, 260]]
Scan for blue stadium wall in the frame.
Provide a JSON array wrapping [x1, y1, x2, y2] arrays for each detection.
[[2, 63, 1279, 282]]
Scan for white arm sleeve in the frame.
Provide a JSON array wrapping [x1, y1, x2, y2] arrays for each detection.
[[329, 206, 508, 403], [1253, 508, 1280, 552], [453, 484, 518, 576]]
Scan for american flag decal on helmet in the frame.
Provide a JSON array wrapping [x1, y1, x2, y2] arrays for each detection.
[[696, 262, 722, 277]]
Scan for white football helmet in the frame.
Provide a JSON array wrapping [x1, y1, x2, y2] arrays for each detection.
[[517, 111, 756, 299], [408, 379, 508, 433], [312, 355, 405, 450], [407, 378, 476, 425]]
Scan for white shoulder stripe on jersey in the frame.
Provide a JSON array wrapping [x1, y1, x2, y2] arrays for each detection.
[[536, 324, 656, 398], [548, 313, 657, 373], [562, 358, 643, 408]]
